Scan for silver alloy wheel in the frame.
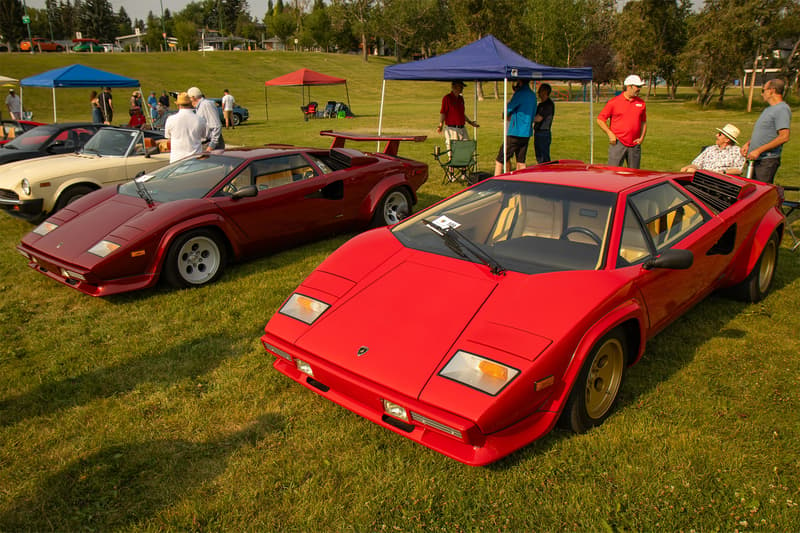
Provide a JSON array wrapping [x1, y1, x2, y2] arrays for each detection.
[[176, 235, 222, 285], [757, 237, 777, 294], [383, 190, 410, 225]]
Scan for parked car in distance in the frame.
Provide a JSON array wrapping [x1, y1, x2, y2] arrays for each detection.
[[20, 38, 65, 52], [17, 131, 429, 296], [0, 123, 104, 164], [0, 120, 46, 145], [0, 127, 167, 222], [198, 45, 215, 51], [72, 38, 104, 52], [260, 162, 786, 466], [101, 43, 124, 52]]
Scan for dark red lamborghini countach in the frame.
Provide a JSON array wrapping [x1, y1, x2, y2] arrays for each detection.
[[17, 131, 428, 296], [261, 162, 786, 465]]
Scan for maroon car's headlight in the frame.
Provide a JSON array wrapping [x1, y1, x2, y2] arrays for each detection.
[[32, 221, 59, 236], [439, 350, 520, 396], [88, 239, 121, 258], [279, 293, 330, 325]]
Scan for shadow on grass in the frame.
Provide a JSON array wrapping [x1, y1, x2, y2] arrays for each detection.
[[0, 334, 236, 427], [490, 248, 800, 469], [0, 413, 284, 530]]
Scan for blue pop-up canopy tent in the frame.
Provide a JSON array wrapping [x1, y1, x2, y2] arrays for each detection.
[[379, 35, 595, 163], [20, 64, 141, 122]]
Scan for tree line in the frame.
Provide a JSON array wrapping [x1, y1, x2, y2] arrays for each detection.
[[1, 0, 798, 104]]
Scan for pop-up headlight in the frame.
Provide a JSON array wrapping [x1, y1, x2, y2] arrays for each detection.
[[32, 221, 59, 236], [87, 240, 121, 258], [279, 293, 330, 325], [439, 350, 520, 396]]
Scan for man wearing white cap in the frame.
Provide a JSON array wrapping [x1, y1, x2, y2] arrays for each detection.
[[187, 86, 224, 151], [596, 74, 647, 168], [681, 123, 745, 175]]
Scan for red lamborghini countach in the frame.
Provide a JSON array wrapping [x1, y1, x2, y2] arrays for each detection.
[[17, 132, 428, 296], [261, 162, 786, 465]]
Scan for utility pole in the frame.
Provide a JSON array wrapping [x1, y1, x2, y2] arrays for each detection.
[[21, 0, 34, 54]]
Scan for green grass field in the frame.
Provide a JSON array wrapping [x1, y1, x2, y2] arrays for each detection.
[[1, 51, 799, 531]]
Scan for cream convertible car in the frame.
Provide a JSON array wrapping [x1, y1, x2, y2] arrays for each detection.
[[0, 127, 169, 222]]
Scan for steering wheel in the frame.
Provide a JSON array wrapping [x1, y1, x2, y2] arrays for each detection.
[[561, 226, 602, 245]]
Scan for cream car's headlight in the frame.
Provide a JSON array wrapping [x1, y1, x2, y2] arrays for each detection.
[[32, 221, 59, 236], [279, 293, 330, 324], [88, 240, 121, 257], [439, 350, 520, 396], [21, 179, 31, 196]]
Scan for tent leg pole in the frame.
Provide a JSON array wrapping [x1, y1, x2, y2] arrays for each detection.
[[52, 88, 57, 122], [378, 80, 386, 152], [502, 78, 508, 173], [590, 82, 594, 164]]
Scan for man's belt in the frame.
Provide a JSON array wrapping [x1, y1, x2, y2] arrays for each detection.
[[446, 124, 465, 128]]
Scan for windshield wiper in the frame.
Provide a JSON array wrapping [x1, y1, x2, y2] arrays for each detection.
[[133, 175, 155, 207], [422, 218, 505, 275]]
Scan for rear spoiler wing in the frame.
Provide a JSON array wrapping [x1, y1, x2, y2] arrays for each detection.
[[320, 130, 426, 157]]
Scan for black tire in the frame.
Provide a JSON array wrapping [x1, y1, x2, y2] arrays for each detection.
[[559, 328, 627, 433], [372, 188, 412, 227], [732, 231, 779, 303], [232, 113, 242, 127], [54, 184, 95, 212], [163, 229, 227, 288]]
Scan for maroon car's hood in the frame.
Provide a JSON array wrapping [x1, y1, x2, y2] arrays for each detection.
[[295, 258, 498, 399], [27, 194, 147, 262]]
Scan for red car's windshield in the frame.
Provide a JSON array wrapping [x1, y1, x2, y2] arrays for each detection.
[[392, 179, 616, 274]]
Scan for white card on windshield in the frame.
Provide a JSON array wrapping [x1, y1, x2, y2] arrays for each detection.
[[432, 215, 460, 230]]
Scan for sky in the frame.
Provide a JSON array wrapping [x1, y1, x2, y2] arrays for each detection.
[[24, 0, 267, 25]]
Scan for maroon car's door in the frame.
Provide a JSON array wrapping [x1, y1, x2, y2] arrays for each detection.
[[618, 182, 732, 333], [212, 154, 349, 253]]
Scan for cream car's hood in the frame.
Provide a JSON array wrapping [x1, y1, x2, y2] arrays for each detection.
[[0, 153, 118, 188]]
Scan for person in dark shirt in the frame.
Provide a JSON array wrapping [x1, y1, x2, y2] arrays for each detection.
[[158, 90, 170, 109], [533, 83, 555, 163]]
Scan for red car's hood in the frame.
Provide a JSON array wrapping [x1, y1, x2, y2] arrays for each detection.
[[295, 257, 499, 399], [25, 194, 148, 262]]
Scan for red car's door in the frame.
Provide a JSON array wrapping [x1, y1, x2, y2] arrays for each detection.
[[212, 154, 348, 254], [617, 182, 732, 333]]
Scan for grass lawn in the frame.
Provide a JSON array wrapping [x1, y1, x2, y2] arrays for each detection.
[[1, 51, 799, 531]]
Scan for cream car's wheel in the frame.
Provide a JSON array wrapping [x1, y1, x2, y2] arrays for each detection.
[[560, 328, 626, 433], [164, 229, 226, 288]]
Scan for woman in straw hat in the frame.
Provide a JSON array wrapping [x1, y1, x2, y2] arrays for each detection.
[[681, 123, 746, 175]]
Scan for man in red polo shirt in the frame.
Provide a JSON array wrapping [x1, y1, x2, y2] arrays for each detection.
[[597, 74, 647, 168], [436, 81, 479, 150]]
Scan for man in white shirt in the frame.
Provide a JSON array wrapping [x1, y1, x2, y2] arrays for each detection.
[[5, 89, 22, 120], [187, 86, 224, 150], [221, 89, 235, 129], [164, 92, 207, 163]]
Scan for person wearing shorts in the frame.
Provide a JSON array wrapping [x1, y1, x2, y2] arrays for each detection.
[[494, 79, 537, 175]]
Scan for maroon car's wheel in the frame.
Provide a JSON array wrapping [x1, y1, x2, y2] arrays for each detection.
[[560, 328, 626, 433], [733, 231, 779, 303], [164, 229, 227, 288], [373, 188, 412, 227]]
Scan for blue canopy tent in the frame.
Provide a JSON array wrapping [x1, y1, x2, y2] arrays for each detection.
[[379, 35, 595, 164], [20, 64, 141, 122]]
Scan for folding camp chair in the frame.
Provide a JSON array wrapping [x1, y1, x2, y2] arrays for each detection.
[[301, 102, 318, 121], [432, 139, 478, 184], [780, 185, 800, 252]]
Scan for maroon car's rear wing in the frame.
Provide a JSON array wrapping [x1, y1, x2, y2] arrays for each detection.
[[320, 130, 426, 157]]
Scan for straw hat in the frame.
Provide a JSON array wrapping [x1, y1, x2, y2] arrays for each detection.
[[176, 92, 192, 106], [716, 123, 740, 144]]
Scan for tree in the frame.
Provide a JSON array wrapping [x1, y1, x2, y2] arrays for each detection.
[[375, 0, 450, 61], [79, 0, 116, 41], [0, 0, 27, 45], [305, 0, 332, 51], [117, 6, 133, 36]]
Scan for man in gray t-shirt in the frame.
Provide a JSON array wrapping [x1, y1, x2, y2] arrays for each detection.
[[741, 78, 792, 183]]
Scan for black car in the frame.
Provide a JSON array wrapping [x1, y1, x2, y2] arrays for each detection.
[[166, 92, 249, 126], [0, 123, 106, 165]]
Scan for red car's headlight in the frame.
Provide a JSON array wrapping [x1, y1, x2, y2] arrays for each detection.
[[439, 350, 520, 396], [279, 293, 330, 325]]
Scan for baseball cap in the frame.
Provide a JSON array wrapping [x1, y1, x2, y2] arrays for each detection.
[[624, 75, 644, 87], [187, 87, 203, 99]]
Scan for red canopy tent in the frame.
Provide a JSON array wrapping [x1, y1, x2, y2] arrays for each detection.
[[264, 68, 350, 120]]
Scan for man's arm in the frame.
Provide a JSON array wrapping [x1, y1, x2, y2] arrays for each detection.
[[634, 122, 647, 145], [596, 117, 616, 144]]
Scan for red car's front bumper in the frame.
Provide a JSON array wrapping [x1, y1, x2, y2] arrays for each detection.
[[262, 333, 559, 466]]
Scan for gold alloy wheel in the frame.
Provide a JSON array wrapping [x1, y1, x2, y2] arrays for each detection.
[[757, 237, 777, 294], [584, 337, 625, 420]]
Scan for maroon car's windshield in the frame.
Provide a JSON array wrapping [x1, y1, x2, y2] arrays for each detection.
[[392, 179, 616, 274], [118, 154, 239, 202]]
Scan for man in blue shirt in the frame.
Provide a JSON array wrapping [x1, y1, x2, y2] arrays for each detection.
[[741, 78, 791, 183], [495, 79, 537, 175]]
